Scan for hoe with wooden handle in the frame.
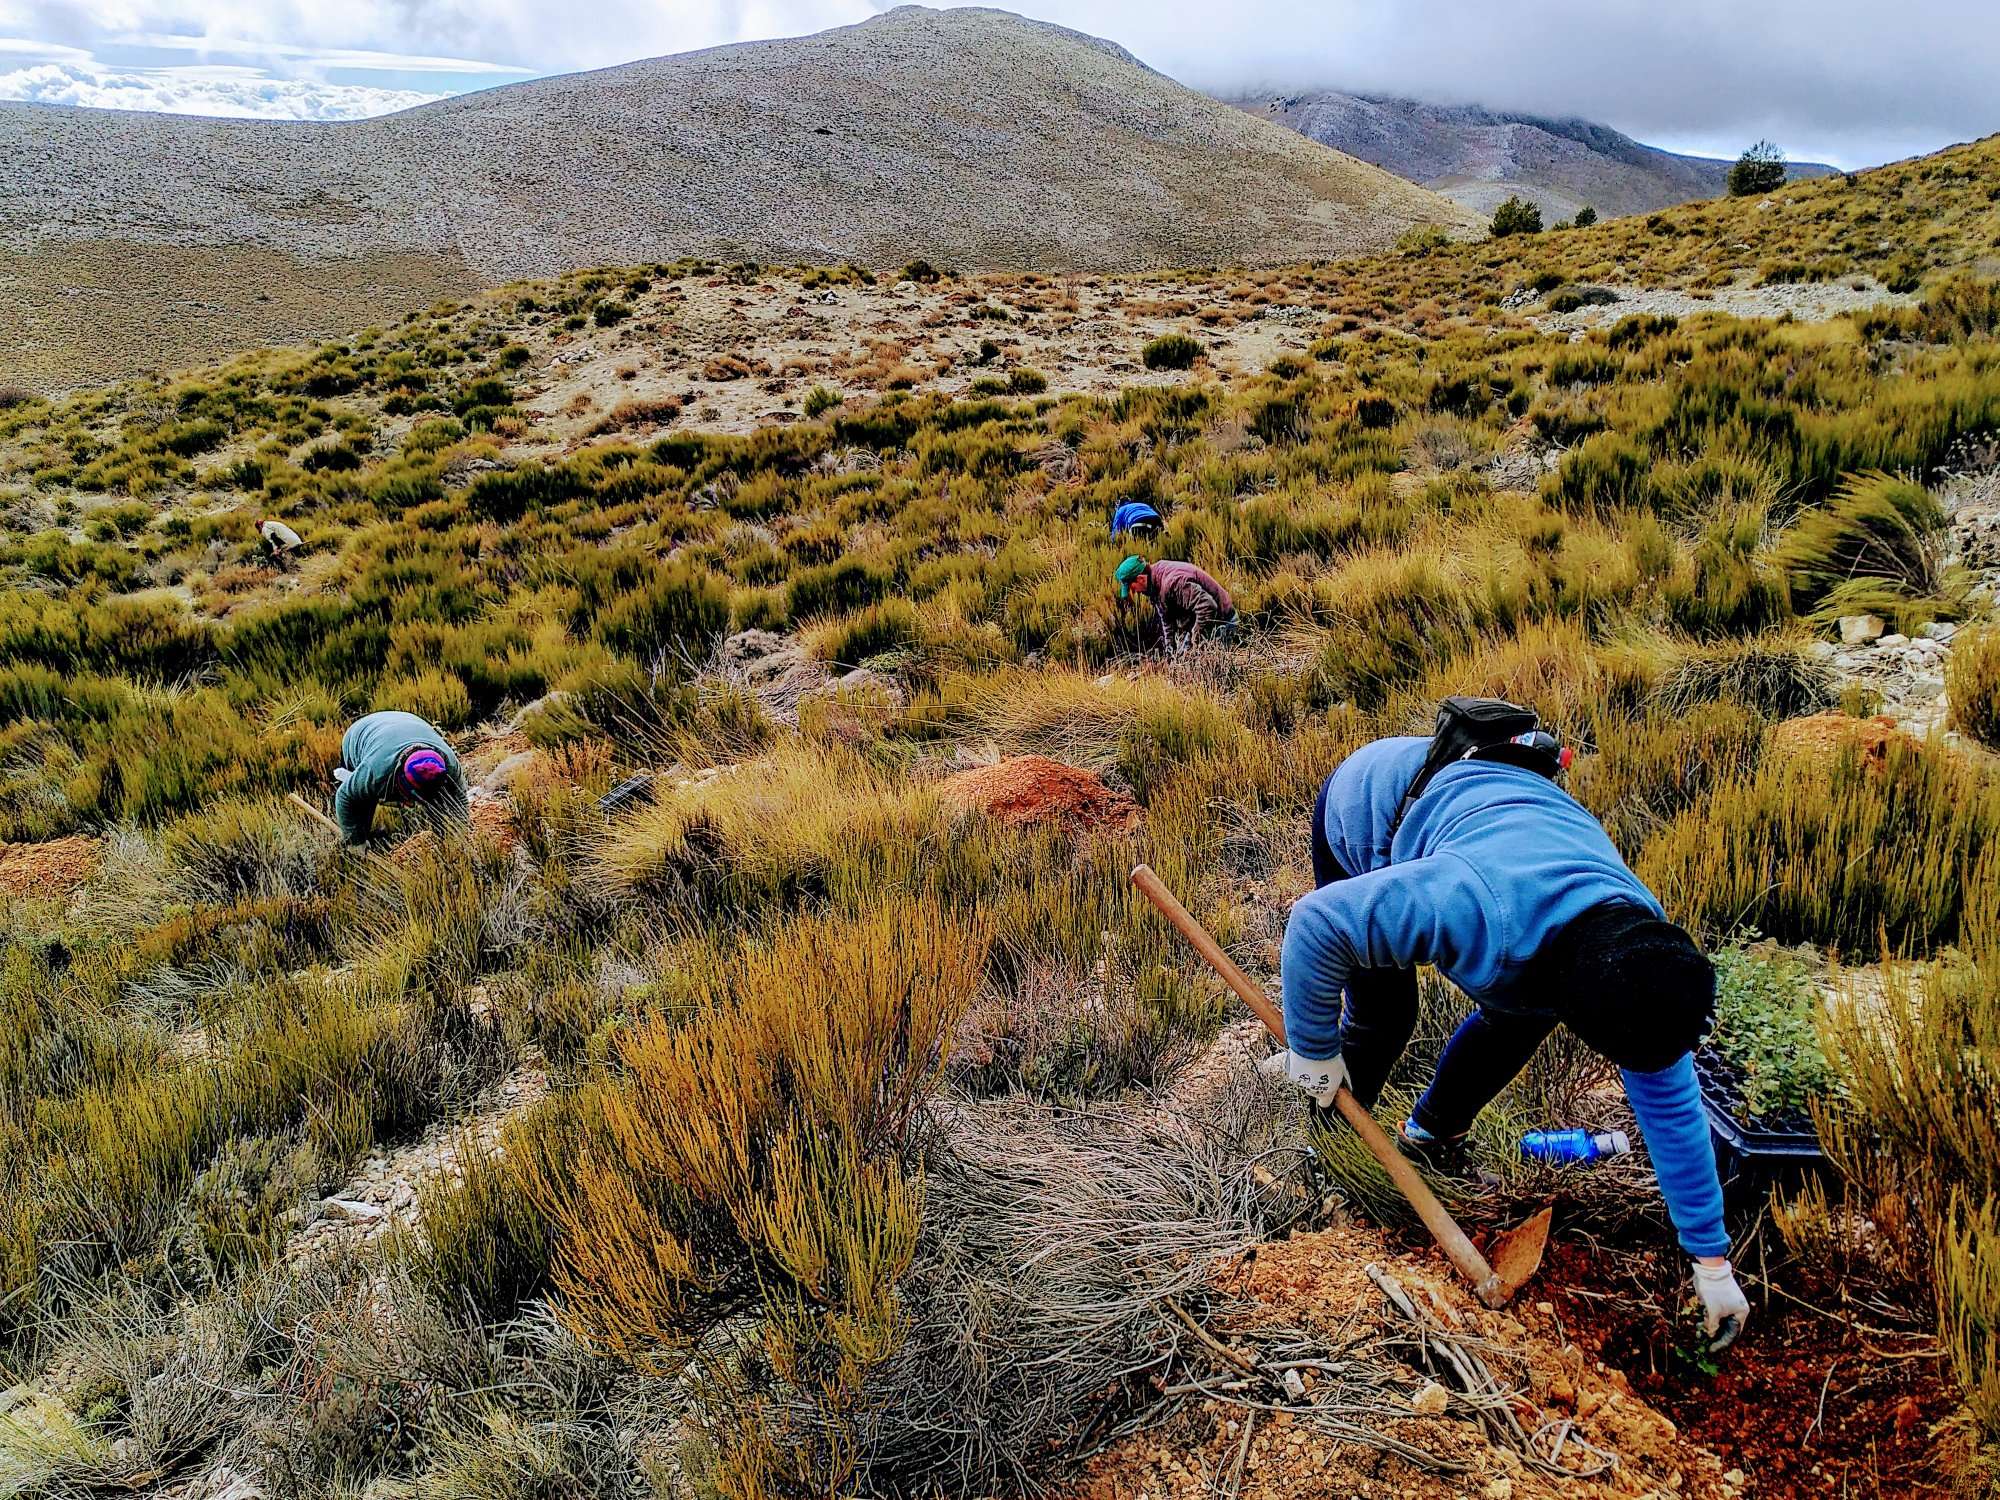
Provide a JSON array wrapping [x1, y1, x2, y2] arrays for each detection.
[[286, 791, 344, 838], [1131, 863, 1551, 1309]]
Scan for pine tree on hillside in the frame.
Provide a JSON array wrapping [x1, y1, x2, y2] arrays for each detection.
[[1490, 196, 1543, 237], [1728, 141, 1787, 197]]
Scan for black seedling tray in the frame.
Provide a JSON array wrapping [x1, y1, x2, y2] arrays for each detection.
[[1693, 1047, 1826, 1191]]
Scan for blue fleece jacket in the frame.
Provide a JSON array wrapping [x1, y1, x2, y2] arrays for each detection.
[[1282, 736, 1729, 1258], [333, 710, 467, 845], [1111, 501, 1162, 535]]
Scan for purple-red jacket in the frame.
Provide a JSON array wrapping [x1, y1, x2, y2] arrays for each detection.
[[1146, 560, 1234, 641]]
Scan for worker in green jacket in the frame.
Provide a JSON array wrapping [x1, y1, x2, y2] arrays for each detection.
[[333, 710, 467, 845]]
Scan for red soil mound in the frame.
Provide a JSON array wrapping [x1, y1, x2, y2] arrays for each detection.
[[939, 755, 1139, 831], [0, 835, 102, 900], [1768, 713, 1912, 770]]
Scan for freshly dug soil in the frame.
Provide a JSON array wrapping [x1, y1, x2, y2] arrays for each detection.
[[1540, 1239, 1957, 1497], [0, 835, 102, 900], [1063, 1222, 1729, 1500], [1768, 713, 1912, 771], [940, 754, 1140, 831]]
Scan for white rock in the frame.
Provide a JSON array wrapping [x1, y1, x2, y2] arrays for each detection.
[[1838, 613, 1885, 646], [1410, 1379, 1450, 1415], [322, 1197, 386, 1222], [1919, 621, 1959, 641], [1875, 633, 1909, 650]]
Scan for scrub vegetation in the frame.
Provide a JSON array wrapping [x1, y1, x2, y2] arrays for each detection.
[[0, 135, 1996, 1495]]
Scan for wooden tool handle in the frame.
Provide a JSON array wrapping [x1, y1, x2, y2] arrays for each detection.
[[286, 790, 343, 837], [1129, 863, 1507, 1308], [1131, 863, 1282, 1036]]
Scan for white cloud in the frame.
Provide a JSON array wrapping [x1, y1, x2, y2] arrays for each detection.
[[108, 30, 533, 74], [0, 59, 441, 117]]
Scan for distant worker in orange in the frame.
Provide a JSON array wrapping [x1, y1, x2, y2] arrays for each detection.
[[1114, 555, 1236, 654]]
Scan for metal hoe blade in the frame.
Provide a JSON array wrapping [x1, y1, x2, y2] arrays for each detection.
[[1487, 1205, 1553, 1299]]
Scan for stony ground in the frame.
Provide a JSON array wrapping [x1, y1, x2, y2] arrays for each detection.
[[1810, 443, 2000, 740], [0, 6, 1475, 391], [507, 267, 1336, 443], [1533, 277, 1913, 337]]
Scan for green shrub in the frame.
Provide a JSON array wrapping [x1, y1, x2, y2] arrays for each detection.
[[592, 562, 730, 670], [1573, 205, 1598, 227], [1707, 943, 1840, 1122], [1641, 738, 2000, 953], [1141, 334, 1203, 371], [787, 555, 892, 619], [803, 385, 843, 419], [1393, 224, 1452, 255], [592, 300, 633, 327], [1489, 196, 1543, 237], [377, 668, 476, 728], [816, 598, 922, 666], [1728, 140, 1787, 197]]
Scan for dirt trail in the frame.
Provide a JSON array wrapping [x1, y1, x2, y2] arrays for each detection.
[[284, 1044, 547, 1264]]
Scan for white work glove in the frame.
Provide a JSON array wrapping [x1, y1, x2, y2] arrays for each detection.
[[1257, 1048, 1349, 1108], [1691, 1258, 1750, 1351], [333, 767, 353, 785]]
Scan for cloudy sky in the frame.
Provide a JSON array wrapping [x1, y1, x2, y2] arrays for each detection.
[[0, 0, 1990, 166]]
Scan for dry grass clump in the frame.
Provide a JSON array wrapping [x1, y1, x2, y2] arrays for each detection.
[[1772, 471, 1955, 630], [1640, 737, 2000, 954], [1947, 627, 2000, 748], [520, 899, 987, 1492], [1817, 868, 2000, 1477]]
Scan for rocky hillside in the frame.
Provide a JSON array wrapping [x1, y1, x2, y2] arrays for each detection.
[[0, 6, 1474, 392], [1231, 90, 1835, 221]]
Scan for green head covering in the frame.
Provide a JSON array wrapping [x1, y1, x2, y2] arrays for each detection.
[[1114, 554, 1147, 598]]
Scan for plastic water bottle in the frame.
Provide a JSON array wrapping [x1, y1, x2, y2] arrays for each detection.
[[1519, 1128, 1631, 1166]]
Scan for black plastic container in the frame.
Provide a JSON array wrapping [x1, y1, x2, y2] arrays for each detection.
[[1692, 1047, 1827, 1192]]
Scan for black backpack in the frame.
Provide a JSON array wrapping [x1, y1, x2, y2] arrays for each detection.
[[1387, 696, 1567, 836]]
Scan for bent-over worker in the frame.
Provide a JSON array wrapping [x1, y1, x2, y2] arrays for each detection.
[[333, 710, 467, 845], [1113, 555, 1236, 654], [259, 518, 303, 568], [1110, 500, 1163, 539], [1269, 731, 1750, 1351]]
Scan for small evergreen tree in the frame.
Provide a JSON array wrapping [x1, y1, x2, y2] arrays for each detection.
[[1728, 141, 1787, 197], [1489, 195, 1543, 237], [1573, 204, 1598, 227]]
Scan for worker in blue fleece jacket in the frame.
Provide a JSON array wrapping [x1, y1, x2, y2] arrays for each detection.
[[1272, 736, 1751, 1351], [332, 710, 468, 846]]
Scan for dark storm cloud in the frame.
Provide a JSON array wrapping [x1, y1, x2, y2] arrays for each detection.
[[993, 0, 1998, 168]]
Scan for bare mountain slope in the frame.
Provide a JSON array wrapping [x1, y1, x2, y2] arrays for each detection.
[[0, 6, 1475, 391], [1232, 91, 1835, 221]]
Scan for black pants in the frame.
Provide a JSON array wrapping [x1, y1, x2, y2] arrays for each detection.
[[1309, 775, 1556, 1137]]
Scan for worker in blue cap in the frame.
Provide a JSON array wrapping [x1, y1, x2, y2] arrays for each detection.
[[1110, 500, 1163, 539]]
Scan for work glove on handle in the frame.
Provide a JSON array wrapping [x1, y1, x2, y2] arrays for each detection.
[[1691, 1258, 1750, 1351], [1257, 1048, 1348, 1108]]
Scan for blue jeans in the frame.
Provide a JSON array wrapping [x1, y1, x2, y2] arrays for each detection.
[[1309, 774, 1556, 1134]]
